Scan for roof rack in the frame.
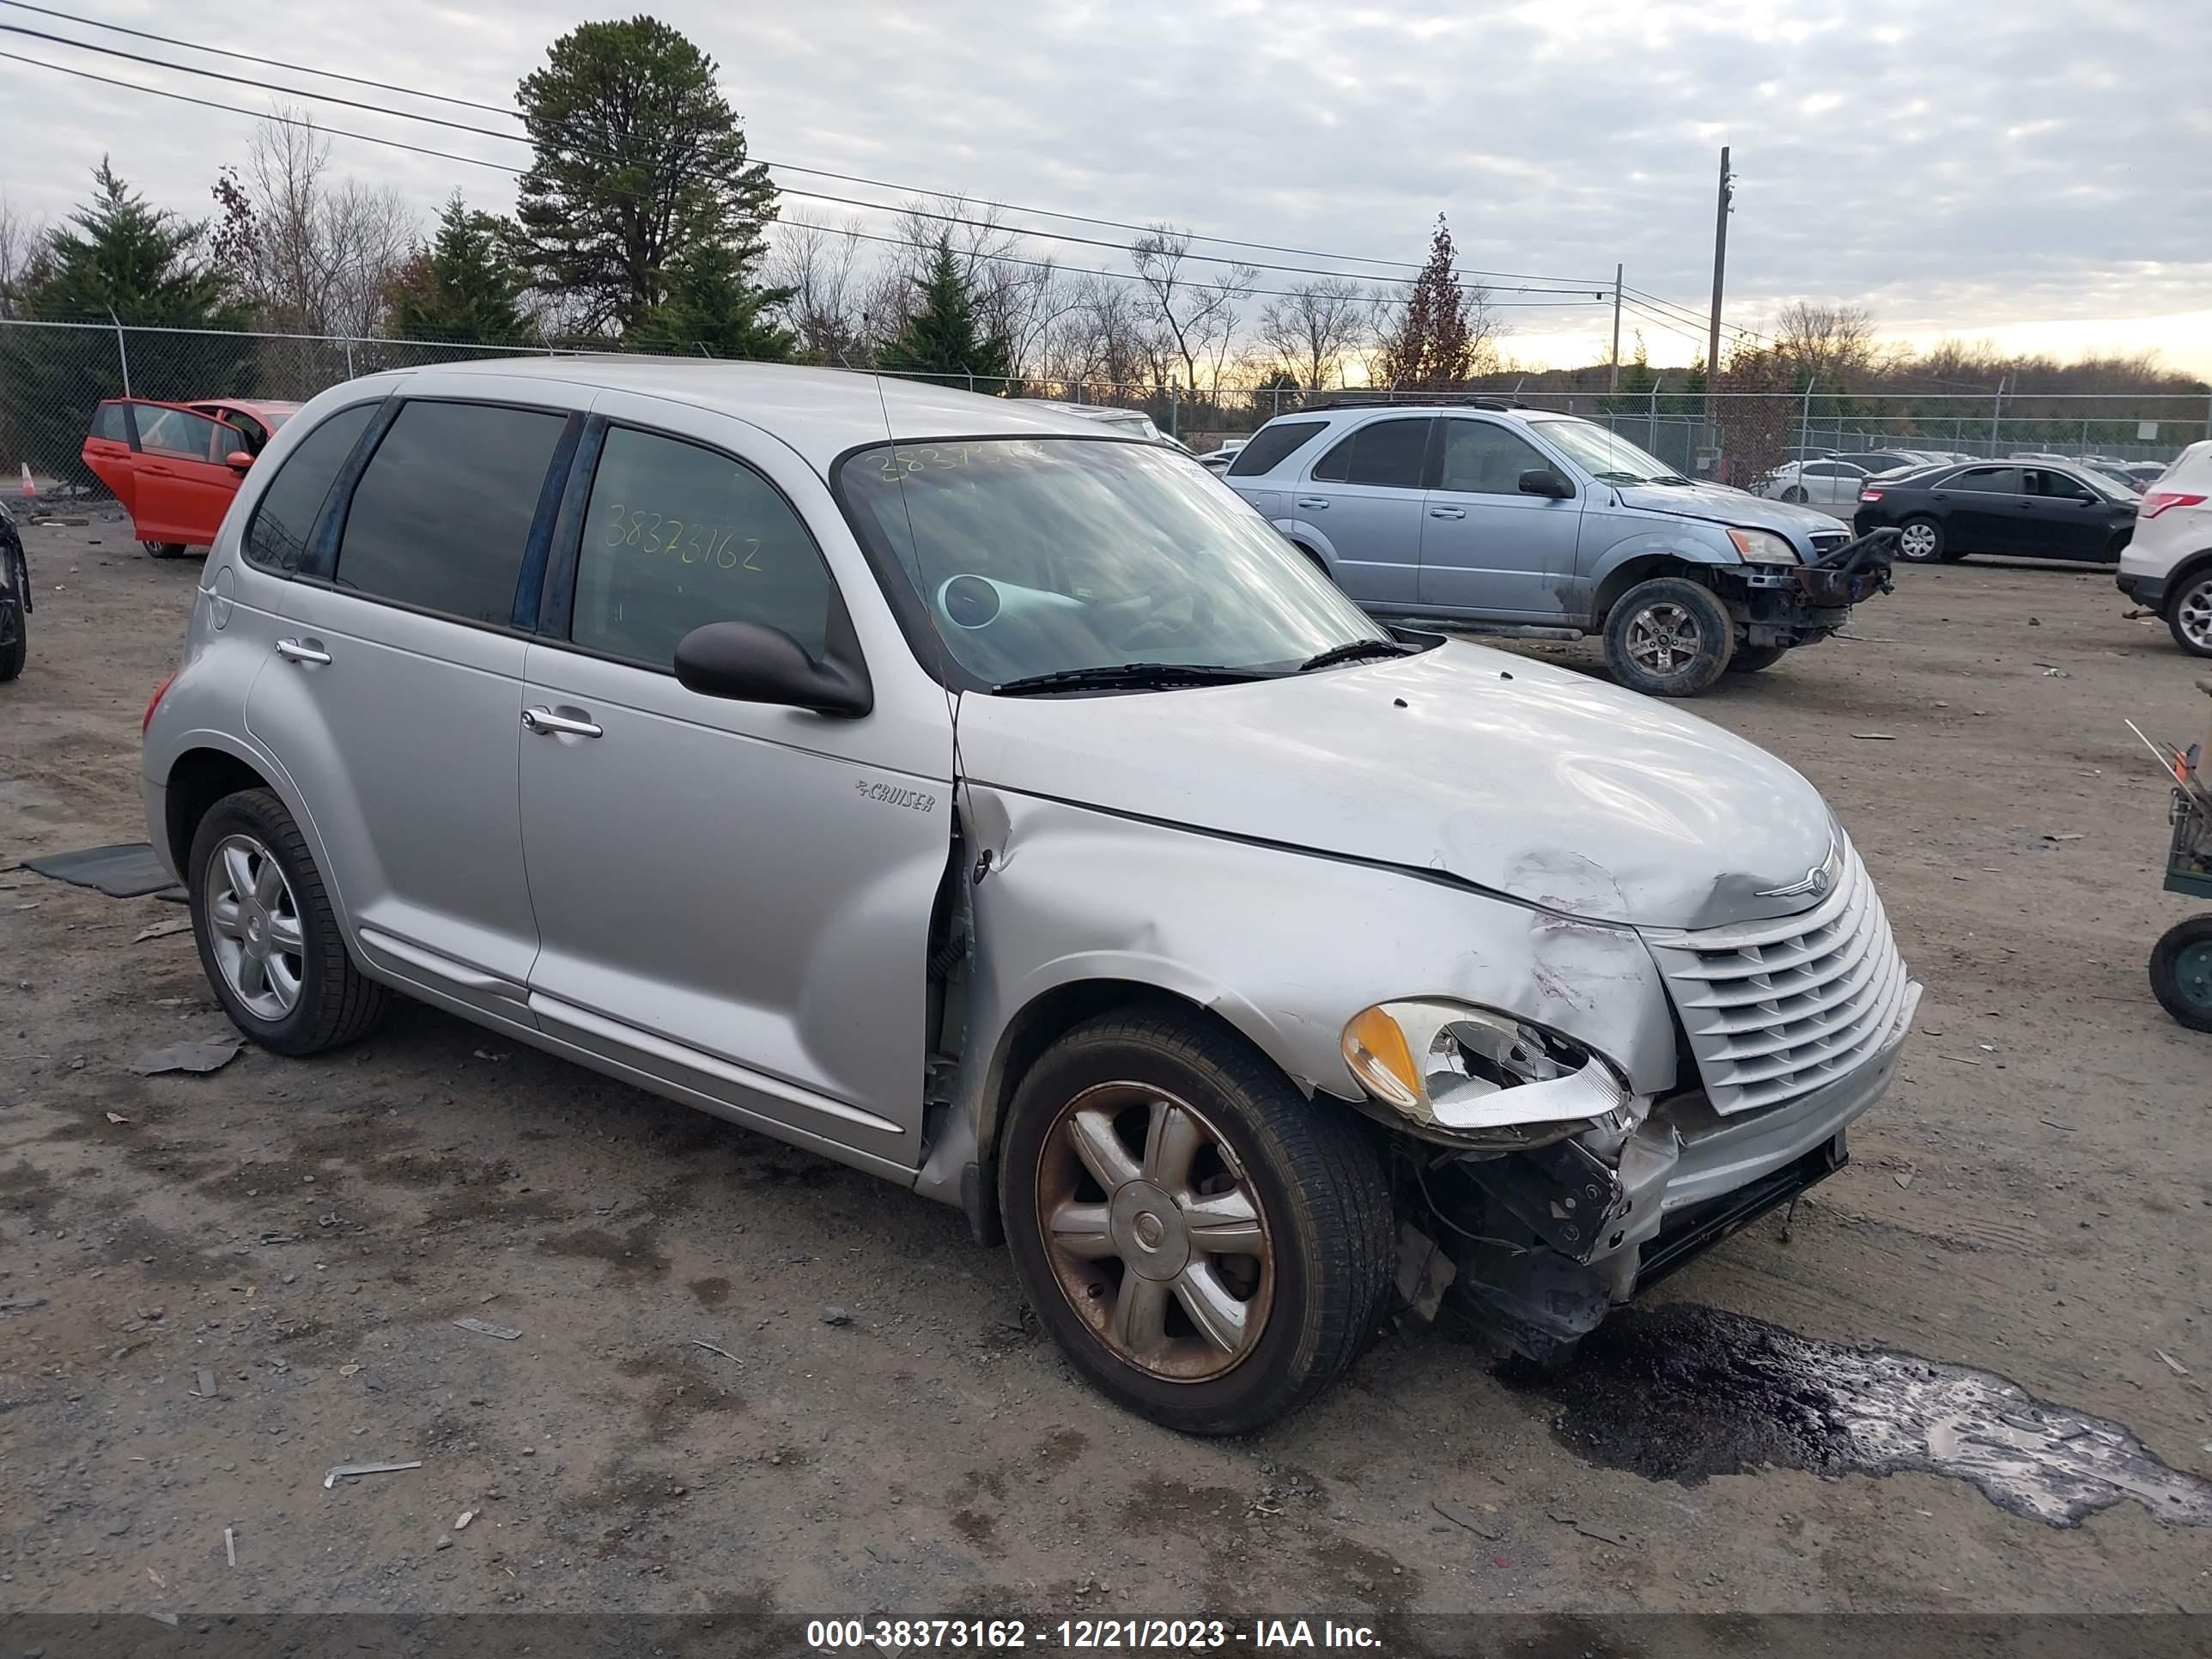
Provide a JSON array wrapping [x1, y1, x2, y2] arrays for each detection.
[[1304, 393, 1529, 413]]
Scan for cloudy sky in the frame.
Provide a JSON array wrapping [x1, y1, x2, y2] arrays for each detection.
[[3, 0, 2209, 374]]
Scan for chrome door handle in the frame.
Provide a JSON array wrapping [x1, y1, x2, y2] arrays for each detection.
[[522, 706, 603, 739], [1429, 506, 1467, 520], [1294, 496, 1331, 509], [274, 638, 331, 665]]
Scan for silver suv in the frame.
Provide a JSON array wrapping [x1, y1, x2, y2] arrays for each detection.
[[143, 362, 1917, 1432], [1224, 401, 1894, 695]]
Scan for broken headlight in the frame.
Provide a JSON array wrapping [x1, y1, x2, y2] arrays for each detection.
[[1726, 526, 1801, 565], [1340, 1000, 1631, 1146]]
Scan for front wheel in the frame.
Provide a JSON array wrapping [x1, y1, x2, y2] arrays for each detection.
[[1604, 575, 1735, 697], [1895, 517, 1945, 563], [1000, 1009, 1392, 1435], [2149, 915, 2212, 1032], [0, 548, 25, 683], [2166, 569, 2212, 659], [1726, 643, 1789, 673], [188, 787, 389, 1055]]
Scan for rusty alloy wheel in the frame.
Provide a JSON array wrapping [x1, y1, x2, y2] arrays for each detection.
[[1032, 1082, 1274, 1382]]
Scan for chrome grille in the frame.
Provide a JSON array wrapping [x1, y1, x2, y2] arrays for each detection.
[[1645, 842, 1913, 1115], [1808, 531, 1850, 556]]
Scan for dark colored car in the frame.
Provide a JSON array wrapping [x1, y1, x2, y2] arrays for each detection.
[[0, 495, 27, 682], [1853, 460, 2137, 565]]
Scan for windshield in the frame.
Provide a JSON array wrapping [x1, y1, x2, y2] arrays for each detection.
[[839, 438, 1394, 690], [1528, 418, 1681, 483]]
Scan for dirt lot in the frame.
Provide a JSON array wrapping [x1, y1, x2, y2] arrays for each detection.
[[3, 514, 2209, 1627]]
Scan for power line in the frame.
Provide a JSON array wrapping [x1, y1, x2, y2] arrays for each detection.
[[0, 0, 1617, 289], [0, 47, 1613, 316]]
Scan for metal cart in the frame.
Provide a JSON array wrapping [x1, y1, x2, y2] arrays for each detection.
[[2146, 686, 2212, 1032]]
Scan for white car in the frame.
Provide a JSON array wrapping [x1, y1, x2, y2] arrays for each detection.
[[1196, 439, 1248, 474], [1024, 400, 1179, 447], [1759, 458, 1869, 505], [2117, 441, 2212, 655]]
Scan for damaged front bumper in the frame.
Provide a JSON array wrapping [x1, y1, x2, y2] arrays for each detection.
[[1442, 980, 1919, 1357], [1725, 527, 1899, 649]]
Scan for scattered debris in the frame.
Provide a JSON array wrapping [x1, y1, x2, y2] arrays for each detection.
[[1894, 1171, 1914, 1190], [1850, 732, 1898, 740], [130, 1034, 245, 1076], [0, 1296, 50, 1313], [224, 1527, 236, 1568], [692, 1340, 742, 1363], [453, 1316, 521, 1341], [323, 1458, 422, 1489], [1936, 1053, 1984, 1066], [191, 1368, 219, 1399], [1395, 1222, 1456, 1322], [435, 1534, 453, 1550], [453, 1510, 477, 1531], [132, 917, 193, 942], [1549, 1510, 1638, 1547], [2043, 833, 2084, 843], [471, 1048, 510, 1061], [337, 1364, 362, 1377], [821, 1306, 852, 1327], [104, 1111, 131, 1125], [2156, 1350, 2191, 1379], [1430, 1498, 1502, 1540], [148, 1612, 179, 1628]]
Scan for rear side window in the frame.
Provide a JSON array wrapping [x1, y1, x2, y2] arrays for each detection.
[[1310, 417, 1431, 488], [570, 426, 833, 667], [1948, 466, 2021, 494], [244, 403, 377, 574], [91, 403, 130, 443], [333, 401, 567, 625], [1226, 420, 1327, 477]]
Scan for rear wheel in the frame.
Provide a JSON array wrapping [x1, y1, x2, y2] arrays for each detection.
[[1781, 485, 1808, 504], [1604, 575, 1734, 697], [0, 546, 25, 683], [1895, 517, 1944, 563], [2166, 569, 2212, 658], [143, 540, 187, 559], [188, 787, 388, 1055], [1000, 1008, 1392, 1435], [2149, 915, 2212, 1032], [1726, 643, 1789, 673]]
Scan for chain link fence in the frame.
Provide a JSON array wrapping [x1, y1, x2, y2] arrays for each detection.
[[8, 316, 2209, 499]]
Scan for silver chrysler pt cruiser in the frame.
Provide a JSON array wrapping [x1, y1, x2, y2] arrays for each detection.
[[143, 362, 1919, 1433]]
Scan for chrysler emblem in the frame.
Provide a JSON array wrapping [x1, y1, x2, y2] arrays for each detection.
[[1759, 847, 1839, 901]]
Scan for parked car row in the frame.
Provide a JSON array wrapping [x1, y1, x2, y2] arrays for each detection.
[[138, 360, 1918, 1432], [1852, 459, 2141, 566]]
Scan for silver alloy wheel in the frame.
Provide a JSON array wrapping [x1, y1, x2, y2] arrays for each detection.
[[1899, 522, 1941, 560], [2177, 577, 2212, 651], [1034, 1083, 1273, 1382], [204, 833, 306, 1020], [1624, 601, 1704, 677]]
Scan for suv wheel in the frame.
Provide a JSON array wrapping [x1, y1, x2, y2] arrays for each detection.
[[188, 787, 389, 1055], [0, 546, 26, 683], [1604, 576, 1735, 696], [2168, 568, 2212, 658], [1000, 1009, 1391, 1435]]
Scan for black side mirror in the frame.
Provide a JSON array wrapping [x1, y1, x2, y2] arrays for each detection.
[[674, 620, 872, 718], [1518, 467, 1575, 500]]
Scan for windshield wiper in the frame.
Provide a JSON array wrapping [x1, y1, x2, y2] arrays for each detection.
[[1297, 638, 1413, 673], [990, 662, 1268, 696]]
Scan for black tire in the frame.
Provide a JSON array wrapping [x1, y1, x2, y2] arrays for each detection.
[[187, 787, 388, 1056], [1726, 643, 1789, 673], [0, 548, 25, 683], [2166, 567, 2212, 659], [1895, 516, 1945, 563], [999, 1008, 1392, 1435], [1603, 575, 1735, 697], [2148, 915, 2212, 1033], [1781, 485, 1808, 504], [144, 540, 187, 559]]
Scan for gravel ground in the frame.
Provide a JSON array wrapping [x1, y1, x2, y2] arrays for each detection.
[[2, 515, 2209, 1624]]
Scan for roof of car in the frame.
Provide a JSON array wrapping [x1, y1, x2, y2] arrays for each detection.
[[369, 358, 1109, 468], [194, 398, 302, 417]]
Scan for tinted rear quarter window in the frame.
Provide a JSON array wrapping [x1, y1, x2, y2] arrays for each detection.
[[332, 401, 567, 625], [1310, 417, 1431, 488], [244, 403, 378, 574], [91, 403, 130, 442], [1226, 420, 1327, 477]]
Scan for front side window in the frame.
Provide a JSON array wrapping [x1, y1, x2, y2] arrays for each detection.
[[570, 427, 834, 667], [135, 405, 228, 461], [243, 403, 377, 574], [1948, 466, 2022, 494], [332, 401, 567, 624], [1525, 418, 1680, 483], [1438, 420, 1549, 495], [1310, 417, 1430, 488], [839, 437, 1392, 690]]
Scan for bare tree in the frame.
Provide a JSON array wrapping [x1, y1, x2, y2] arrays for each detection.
[[0, 193, 47, 317], [768, 218, 870, 364], [1129, 227, 1255, 393], [1255, 277, 1369, 390], [243, 112, 415, 337], [1772, 301, 1876, 386]]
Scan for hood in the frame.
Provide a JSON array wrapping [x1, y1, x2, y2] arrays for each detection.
[[955, 640, 1838, 931], [1616, 480, 1841, 542]]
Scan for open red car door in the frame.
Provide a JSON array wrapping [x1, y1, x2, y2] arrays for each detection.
[[82, 399, 255, 556]]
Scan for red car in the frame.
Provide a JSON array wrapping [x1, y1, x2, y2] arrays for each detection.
[[82, 398, 301, 558]]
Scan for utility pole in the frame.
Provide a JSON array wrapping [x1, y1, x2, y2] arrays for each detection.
[[1992, 374, 2007, 454], [1705, 147, 1732, 429], [1608, 264, 1623, 394]]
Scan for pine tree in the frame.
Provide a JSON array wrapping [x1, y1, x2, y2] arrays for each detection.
[[0, 159, 252, 485], [386, 194, 537, 346], [875, 239, 1012, 386], [1378, 215, 1473, 392], [627, 237, 795, 360]]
